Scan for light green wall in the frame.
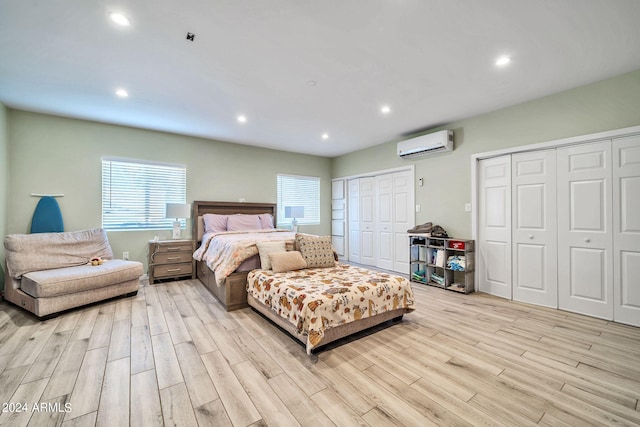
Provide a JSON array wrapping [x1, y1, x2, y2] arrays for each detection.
[[0, 103, 8, 292], [332, 68, 640, 238], [7, 111, 332, 271], [5, 68, 640, 276]]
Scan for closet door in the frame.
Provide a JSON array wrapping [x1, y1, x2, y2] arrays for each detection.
[[613, 135, 640, 326], [360, 177, 376, 266], [375, 174, 394, 271], [392, 170, 413, 273], [478, 156, 512, 299], [331, 179, 346, 258], [348, 179, 360, 264], [511, 150, 558, 308], [558, 141, 613, 320], [374, 170, 414, 273]]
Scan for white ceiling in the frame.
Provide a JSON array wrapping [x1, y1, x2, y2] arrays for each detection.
[[1, 1, 640, 157]]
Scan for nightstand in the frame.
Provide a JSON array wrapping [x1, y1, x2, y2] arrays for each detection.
[[148, 239, 195, 284]]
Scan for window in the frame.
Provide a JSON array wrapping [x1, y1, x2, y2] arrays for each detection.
[[102, 158, 186, 231], [276, 174, 321, 226]]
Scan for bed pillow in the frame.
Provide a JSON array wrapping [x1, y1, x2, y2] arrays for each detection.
[[203, 214, 228, 234], [259, 213, 275, 229], [256, 241, 286, 270], [270, 251, 307, 273], [227, 214, 262, 231], [296, 234, 336, 268]]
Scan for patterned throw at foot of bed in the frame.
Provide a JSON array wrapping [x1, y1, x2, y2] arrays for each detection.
[[247, 263, 416, 353]]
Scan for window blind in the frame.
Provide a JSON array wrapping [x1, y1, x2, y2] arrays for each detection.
[[102, 158, 186, 230], [276, 174, 320, 225]]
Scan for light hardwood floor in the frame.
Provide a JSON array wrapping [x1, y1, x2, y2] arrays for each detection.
[[1, 277, 639, 426]]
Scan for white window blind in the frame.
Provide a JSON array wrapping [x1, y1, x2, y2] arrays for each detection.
[[276, 174, 320, 226], [102, 158, 186, 231]]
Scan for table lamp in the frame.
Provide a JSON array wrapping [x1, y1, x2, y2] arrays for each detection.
[[165, 203, 191, 239], [285, 206, 304, 232]]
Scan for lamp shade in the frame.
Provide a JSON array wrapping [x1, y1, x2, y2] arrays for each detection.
[[284, 206, 304, 219], [165, 203, 191, 219]]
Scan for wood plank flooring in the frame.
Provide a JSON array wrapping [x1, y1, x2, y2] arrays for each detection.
[[1, 277, 639, 426]]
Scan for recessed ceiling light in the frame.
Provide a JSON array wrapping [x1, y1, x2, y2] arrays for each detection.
[[322, 133, 329, 140], [495, 56, 511, 67], [115, 88, 128, 98], [237, 115, 247, 123], [381, 105, 391, 114], [109, 12, 131, 26]]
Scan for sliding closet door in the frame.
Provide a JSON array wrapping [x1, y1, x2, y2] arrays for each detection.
[[478, 156, 512, 299], [360, 177, 376, 266], [511, 150, 558, 308], [392, 170, 413, 273], [375, 174, 394, 271], [613, 135, 640, 326], [348, 179, 360, 264], [558, 141, 613, 320]]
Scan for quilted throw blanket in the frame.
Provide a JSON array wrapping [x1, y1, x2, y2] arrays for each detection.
[[247, 263, 415, 353], [193, 230, 295, 286]]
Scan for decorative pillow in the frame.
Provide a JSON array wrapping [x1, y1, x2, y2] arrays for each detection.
[[227, 214, 261, 231], [270, 251, 307, 273], [295, 234, 336, 268], [256, 241, 286, 270], [259, 213, 275, 229], [203, 214, 228, 234]]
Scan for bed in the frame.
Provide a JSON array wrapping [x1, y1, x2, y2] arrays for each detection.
[[246, 237, 416, 354], [192, 201, 416, 353], [192, 201, 292, 311]]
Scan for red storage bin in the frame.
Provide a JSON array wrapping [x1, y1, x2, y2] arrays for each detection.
[[448, 240, 465, 250]]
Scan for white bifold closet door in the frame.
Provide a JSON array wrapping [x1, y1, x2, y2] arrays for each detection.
[[478, 156, 512, 299], [478, 136, 640, 326], [557, 141, 614, 320], [375, 174, 394, 271], [374, 171, 413, 272], [359, 177, 376, 266], [348, 179, 361, 264], [612, 135, 640, 325], [392, 171, 412, 273], [511, 150, 558, 308]]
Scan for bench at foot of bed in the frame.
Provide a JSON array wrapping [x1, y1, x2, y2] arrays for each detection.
[[247, 293, 410, 353]]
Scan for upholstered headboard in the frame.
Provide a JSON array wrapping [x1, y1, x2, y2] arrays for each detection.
[[192, 201, 277, 246]]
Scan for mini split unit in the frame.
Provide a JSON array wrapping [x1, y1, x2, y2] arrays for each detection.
[[397, 130, 454, 158]]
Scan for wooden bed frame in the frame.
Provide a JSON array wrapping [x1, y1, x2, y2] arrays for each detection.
[[192, 201, 277, 311]]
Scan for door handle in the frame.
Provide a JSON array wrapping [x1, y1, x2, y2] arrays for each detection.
[[529, 234, 534, 239], [584, 238, 591, 243]]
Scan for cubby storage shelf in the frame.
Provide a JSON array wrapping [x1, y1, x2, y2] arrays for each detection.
[[409, 234, 475, 294]]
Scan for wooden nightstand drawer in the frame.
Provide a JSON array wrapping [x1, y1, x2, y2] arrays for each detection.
[[154, 252, 192, 264], [155, 241, 193, 253], [154, 262, 193, 279]]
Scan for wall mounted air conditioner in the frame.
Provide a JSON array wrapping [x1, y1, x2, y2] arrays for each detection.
[[397, 130, 454, 158]]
